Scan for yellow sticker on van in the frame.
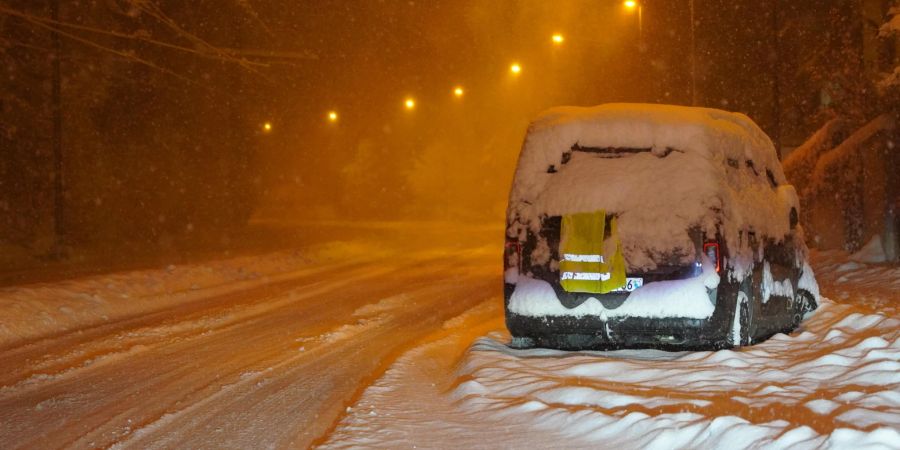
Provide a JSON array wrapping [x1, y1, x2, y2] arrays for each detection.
[[559, 211, 627, 294]]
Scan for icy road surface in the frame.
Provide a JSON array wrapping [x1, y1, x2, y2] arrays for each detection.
[[0, 229, 898, 449]]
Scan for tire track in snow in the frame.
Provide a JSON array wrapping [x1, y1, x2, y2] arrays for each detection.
[[0, 251, 498, 449], [1, 261, 405, 450], [0, 260, 385, 392], [114, 267, 498, 449], [0, 257, 370, 370], [104, 292, 434, 450]]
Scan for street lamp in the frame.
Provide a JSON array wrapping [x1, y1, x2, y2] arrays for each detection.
[[453, 86, 464, 98], [262, 121, 272, 133], [551, 33, 564, 45], [623, 0, 696, 105], [510, 62, 522, 74], [404, 98, 416, 110], [623, 1, 642, 43], [327, 111, 338, 123]]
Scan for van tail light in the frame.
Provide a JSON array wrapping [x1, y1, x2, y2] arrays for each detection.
[[505, 237, 521, 270], [704, 241, 720, 273]]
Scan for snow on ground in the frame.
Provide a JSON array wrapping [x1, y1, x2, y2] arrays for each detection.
[[814, 249, 900, 318], [0, 240, 393, 348], [445, 300, 898, 448], [325, 250, 900, 449], [0, 232, 498, 449], [0, 227, 897, 449]]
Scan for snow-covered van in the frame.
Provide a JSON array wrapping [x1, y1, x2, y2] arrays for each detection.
[[504, 104, 820, 350]]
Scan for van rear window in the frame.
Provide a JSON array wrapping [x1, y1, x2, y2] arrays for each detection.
[[570, 143, 654, 158], [548, 144, 677, 173]]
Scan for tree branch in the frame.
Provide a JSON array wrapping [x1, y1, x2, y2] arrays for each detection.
[[0, 5, 274, 68]]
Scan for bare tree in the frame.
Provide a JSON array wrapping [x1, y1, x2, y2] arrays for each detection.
[[0, 1, 313, 255]]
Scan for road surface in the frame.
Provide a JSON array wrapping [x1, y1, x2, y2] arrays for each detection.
[[0, 238, 499, 448]]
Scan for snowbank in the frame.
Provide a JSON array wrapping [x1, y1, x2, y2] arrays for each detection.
[[452, 315, 900, 449], [813, 249, 900, 317], [851, 235, 889, 264]]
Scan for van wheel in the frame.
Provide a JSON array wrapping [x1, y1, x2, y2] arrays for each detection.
[[791, 289, 817, 328], [729, 291, 752, 347]]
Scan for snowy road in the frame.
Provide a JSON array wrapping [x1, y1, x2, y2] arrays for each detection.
[[0, 240, 498, 448], [0, 231, 898, 449]]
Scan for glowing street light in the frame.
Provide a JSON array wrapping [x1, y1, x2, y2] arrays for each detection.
[[551, 33, 564, 45], [453, 86, 464, 97], [623, 1, 643, 45], [327, 110, 338, 123], [262, 121, 272, 133], [404, 98, 416, 110], [510, 63, 522, 75]]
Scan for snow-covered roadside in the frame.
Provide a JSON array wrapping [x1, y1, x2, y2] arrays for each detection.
[[814, 249, 900, 318], [449, 299, 898, 449], [0, 241, 391, 348], [324, 252, 900, 449]]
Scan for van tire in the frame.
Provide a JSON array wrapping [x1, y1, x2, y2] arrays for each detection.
[[791, 289, 817, 328]]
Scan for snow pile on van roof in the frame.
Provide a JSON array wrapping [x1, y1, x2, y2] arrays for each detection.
[[519, 103, 779, 168], [507, 103, 799, 276]]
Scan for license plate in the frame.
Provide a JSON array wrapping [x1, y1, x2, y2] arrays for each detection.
[[612, 277, 643, 293]]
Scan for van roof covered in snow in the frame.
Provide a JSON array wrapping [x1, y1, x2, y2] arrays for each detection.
[[506, 103, 797, 274], [511, 103, 784, 204]]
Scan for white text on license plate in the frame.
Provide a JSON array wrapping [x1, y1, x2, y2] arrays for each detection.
[[613, 277, 643, 293]]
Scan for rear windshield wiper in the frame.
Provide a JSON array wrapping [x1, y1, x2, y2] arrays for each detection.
[[570, 143, 653, 156], [548, 144, 679, 173]]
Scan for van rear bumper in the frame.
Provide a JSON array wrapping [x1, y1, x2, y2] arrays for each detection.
[[505, 311, 731, 350]]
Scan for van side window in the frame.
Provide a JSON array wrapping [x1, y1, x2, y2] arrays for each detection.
[[745, 159, 759, 176], [765, 168, 778, 188]]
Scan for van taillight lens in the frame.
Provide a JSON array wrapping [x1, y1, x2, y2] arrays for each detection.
[[704, 242, 720, 273]]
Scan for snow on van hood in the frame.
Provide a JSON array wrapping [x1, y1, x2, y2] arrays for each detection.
[[507, 103, 801, 279]]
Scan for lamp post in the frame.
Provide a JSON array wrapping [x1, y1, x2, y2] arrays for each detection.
[[771, 0, 781, 158], [691, 0, 697, 105], [50, 0, 65, 257], [624, 1, 643, 44], [624, 1, 697, 105]]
